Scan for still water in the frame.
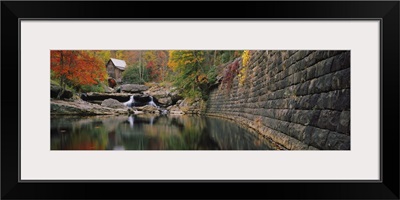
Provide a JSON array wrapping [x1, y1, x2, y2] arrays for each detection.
[[51, 115, 273, 150]]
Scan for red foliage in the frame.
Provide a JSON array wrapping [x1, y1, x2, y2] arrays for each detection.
[[145, 51, 169, 82], [51, 50, 106, 87], [222, 59, 240, 90], [146, 60, 160, 81]]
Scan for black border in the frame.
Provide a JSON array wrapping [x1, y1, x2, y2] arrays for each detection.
[[2, 1, 399, 199]]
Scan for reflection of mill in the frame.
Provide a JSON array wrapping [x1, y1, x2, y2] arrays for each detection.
[[127, 115, 155, 127], [126, 115, 155, 149], [106, 115, 157, 150]]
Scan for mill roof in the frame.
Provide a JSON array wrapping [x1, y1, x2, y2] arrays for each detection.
[[109, 58, 127, 70]]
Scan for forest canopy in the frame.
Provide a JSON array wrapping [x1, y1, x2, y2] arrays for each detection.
[[50, 50, 245, 99]]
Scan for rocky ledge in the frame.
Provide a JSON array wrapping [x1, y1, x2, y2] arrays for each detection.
[[51, 99, 132, 116], [51, 98, 170, 116], [51, 83, 203, 116]]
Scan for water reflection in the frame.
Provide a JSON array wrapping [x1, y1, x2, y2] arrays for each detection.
[[51, 115, 273, 150]]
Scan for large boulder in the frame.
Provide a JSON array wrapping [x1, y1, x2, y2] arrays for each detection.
[[136, 105, 160, 114], [167, 105, 184, 115], [101, 98, 126, 109], [132, 94, 152, 104], [120, 84, 149, 93], [51, 83, 73, 99], [157, 97, 172, 106], [144, 85, 183, 106], [169, 88, 183, 104]]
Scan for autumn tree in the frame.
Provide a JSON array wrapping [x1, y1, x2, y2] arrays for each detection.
[[51, 50, 107, 97], [143, 51, 157, 81], [157, 50, 169, 82], [142, 50, 169, 82], [86, 50, 111, 64], [168, 50, 208, 98]]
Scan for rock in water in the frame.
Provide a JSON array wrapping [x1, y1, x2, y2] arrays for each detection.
[[136, 105, 160, 114], [144, 85, 183, 106], [120, 84, 149, 93], [101, 98, 126, 109]]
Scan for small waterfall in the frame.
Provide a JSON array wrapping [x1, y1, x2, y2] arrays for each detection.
[[123, 96, 135, 107], [148, 96, 159, 108]]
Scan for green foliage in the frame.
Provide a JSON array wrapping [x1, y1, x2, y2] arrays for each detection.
[[166, 50, 244, 100], [51, 70, 58, 81], [219, 51, 243, 64], [51, 79, 60, 86], [207, 66, 218, 85], [122, 64, 149, 84], [51, 76, 76, 94], [80, 84, 105, 93], [168, 50, 207, 99]]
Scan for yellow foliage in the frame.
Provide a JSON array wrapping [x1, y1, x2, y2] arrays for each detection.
[[239, 50, 251, 86], [167, 50, 205, 72], [167, 50, 179, 71], [242, 50, 250, 67]]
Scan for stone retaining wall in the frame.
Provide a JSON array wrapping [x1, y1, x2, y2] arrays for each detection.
[[205, 50, 350, 150]]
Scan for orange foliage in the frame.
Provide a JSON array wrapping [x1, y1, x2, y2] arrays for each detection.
[[197, 74, 208, 84], [51, 50, 107, 87]]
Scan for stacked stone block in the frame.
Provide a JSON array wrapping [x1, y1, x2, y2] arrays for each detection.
[[206, 50, 350, 150]]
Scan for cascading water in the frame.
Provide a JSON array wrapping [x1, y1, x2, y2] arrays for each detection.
[[123, 96, 135, 107], [123, 95, 168, 115], [148, 96, 159, 108]]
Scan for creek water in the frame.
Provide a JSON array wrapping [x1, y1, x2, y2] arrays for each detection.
[[51, 115, 273, 150]]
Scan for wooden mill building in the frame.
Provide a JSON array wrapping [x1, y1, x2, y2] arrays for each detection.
[[106, 58, 127, 83]]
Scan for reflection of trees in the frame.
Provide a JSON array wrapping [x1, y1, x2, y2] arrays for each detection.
[[51, 115, 271, 150], [51, 117, 109, 150], [119, 115, 211, 150]]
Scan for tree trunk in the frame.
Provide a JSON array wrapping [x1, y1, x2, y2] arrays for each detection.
[[57, 52, 65, 99], [213, 50, 217, 66], [139, 50, 142, 81]]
